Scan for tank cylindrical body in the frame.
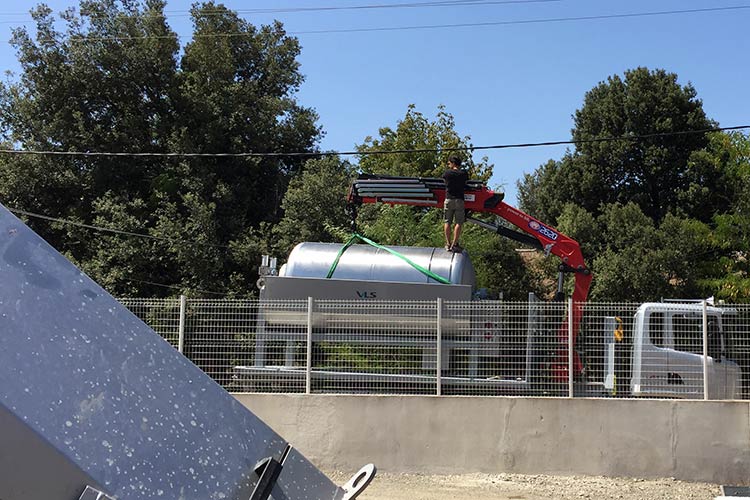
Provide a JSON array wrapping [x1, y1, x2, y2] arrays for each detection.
[[280, 242, 476, 288]]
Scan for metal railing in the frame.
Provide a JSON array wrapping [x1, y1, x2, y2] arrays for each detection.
[[118, 297, 750, 400]]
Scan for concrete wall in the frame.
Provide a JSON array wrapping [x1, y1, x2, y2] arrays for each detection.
[[234, 394, 750, 485]]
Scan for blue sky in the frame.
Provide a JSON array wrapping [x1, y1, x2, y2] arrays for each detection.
[[0, 0, 748, 205]]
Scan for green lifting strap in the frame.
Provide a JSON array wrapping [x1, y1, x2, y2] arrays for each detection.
[[326, 233, 451, 285]]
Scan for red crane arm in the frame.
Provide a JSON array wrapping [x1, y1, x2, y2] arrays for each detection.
[[348, 174, 592, 379]]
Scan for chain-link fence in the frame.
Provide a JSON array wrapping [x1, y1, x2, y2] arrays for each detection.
[[119, 297, 750, 400]]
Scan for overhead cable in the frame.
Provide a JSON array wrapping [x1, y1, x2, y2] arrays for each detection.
[[122, 278, 228, 296], [227, 0, 561, 14], [9, 207, 231, 249], [0, 125, 747, 158], [4, 5, 750, 42], [10, 208, 238, 296], [290, 6, 750, 34], [0, 0, 561, 22]]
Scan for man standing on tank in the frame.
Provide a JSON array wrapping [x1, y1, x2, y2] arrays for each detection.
[[442, 156, 468, 252]]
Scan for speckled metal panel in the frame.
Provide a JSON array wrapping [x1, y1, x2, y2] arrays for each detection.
[[0, 205, 343, 500]]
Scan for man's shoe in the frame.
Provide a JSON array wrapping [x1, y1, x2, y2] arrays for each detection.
[[445, 244, 452, 251], [451, 244, 463, 253]]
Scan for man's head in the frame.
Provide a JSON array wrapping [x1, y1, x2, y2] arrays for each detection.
[[448, 156, 462, 169]]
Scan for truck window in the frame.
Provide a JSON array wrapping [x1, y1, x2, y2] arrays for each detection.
[[649, 312, 664, 347], [672, 314, 703, 355]]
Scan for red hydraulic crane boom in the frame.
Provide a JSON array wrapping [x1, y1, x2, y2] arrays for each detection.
[[347, 174, 593, 380]]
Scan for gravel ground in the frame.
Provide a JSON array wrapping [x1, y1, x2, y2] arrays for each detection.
[[327, 472, 722, 500]]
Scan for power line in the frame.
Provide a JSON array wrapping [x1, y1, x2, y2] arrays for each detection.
[[122, 277, 228, 296], [10, 208, 240, 296], [290, 5, 750, 34], [0, 125, 747, 158], [228, 0, 560, 14], [4, 5, 749, 42], [0, 0, 561, 22], [4, 125, 747, 250], [7, 121, 745, 295], [9, 207, 231, 249], [9, 208, 235, 295], [0, 0, 554, 18], [462, 125, 750, 154]]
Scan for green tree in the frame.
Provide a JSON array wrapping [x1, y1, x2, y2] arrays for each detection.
[[174, 3, 320, 223], [355, 105, 491, 244], [515, 68, 750, 301], [586, 204, 713, 301], [352, 105, 534, 299], [0, 0, 320, 297], [0, 0, 180, 225], [358, 104, 491, 181], [272, 156, 355, 256], [700, 132, 750, 301], [519, 67, 717, 225]]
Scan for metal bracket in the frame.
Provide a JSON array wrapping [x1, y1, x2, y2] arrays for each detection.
[[257, 255, 279, 289], [558, 262, 590, 275], [78, 485, 115, 500], [466, 217, 544, 251], [342, 463, 377, 500], [249, 445, 291, 500]]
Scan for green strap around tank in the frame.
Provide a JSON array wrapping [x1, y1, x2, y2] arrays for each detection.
[[326, 233, 451, 285]]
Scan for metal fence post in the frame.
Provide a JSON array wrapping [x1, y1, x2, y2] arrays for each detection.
[[702, 299, 709, 400], [306, 297, 313, 395], [568, 297, 574, 398], [178, 295, 186, 354], [436, 298, 443, 396]]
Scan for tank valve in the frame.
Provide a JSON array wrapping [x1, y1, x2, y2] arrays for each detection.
[[257, 255, 278, 289]]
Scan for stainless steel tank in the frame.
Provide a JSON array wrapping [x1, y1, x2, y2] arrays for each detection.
[[280, 242, 476, 287], [255, 242, 479, 372]]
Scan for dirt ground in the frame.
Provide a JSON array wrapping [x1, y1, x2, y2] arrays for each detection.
[[327, 471, 723, 500]]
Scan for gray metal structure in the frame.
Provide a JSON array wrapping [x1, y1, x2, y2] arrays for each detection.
[[260, 275, 473, 303], [0, 205, 372, 499], [252, 242, 483, 385]]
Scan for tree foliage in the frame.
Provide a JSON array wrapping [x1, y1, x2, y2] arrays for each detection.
[[700, 132, 750, 301], [269, 105, 536, 299], [354, 105, 533, 299], [586, 205, 713, 301], [271, 156, 355, 256], [2, 9, 749, 305], [0, 0, 320, 296], [355, 105, 492, 244], [358, 104, 492, 181], [518, 67, 750, 301], [519, 67, 718, 224]]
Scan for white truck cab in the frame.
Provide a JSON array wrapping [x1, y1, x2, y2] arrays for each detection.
[[629, 302, 741, 399]]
